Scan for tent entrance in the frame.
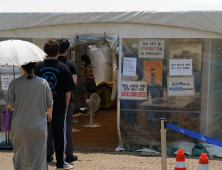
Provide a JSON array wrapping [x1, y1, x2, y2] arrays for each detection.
[[67, 35, 119, 150]]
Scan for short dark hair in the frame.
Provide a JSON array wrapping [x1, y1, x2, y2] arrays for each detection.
[[57, 38, 70, 54], [22, 62, 36, 79], [44, 39, 60, 57], [81, 55, 91, 68]]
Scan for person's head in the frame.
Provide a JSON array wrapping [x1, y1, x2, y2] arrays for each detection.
[[57, 38, 70, 55], [44, 39, 60, 58], [81, 55, 91, 67], [21, 62, 36, 79]]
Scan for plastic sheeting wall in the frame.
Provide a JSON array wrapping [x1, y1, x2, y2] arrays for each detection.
[[120, 38, 222, 146], [86, 45, 112, 84]]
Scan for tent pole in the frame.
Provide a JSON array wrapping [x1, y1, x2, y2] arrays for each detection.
[[115, 34, 125, 151]]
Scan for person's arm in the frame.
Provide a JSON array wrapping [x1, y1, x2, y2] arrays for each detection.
[[72, 74, 77, 85], [66, 91, 71, 111], [44, 79, 53, 121], [7, 103, 14, 110], [46, 106, 52, 122], [6, 80, 15, 111]]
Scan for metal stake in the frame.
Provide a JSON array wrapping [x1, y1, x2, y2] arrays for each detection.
[[6, 131, 9, 145], [160, 118, 167, 170]]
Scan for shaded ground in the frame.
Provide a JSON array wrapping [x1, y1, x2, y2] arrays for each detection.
[[72, 109, 118, 151]]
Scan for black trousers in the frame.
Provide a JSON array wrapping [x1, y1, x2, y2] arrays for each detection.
[[51, 111, 67, 168]]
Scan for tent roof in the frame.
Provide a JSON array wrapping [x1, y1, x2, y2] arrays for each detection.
[[0, 0, 222, 37], [0, 0, 220, 12]]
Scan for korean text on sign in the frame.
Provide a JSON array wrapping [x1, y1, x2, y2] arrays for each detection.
[[168, 77, 195, 96], [169, 59, 193, 76], [144, 61, 162, 86], [121, 81, 147, 100], [123, 57, 137, 76], [1, 75, 20, 90], [139, 40, 165, 59]]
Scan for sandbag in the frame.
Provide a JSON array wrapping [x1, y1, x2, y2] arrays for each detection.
[[192, 141, 210, 157], [153, 145, 177, 155]]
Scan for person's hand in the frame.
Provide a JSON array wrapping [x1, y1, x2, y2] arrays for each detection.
[[47, 112, 52, 122]]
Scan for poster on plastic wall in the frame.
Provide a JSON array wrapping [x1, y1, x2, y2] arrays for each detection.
[[144, 61, 162, 86], [123, 57, 137, 76], [1, 75, 20, 90], [139, 40, 165, 59], [167, 76, 195, 96], [0, 65, 20, 73], [169, 59, 192, 76], [121, 81, 147, 100]]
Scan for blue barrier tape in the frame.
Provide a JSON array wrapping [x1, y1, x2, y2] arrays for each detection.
[[166, 122, 222, 148]]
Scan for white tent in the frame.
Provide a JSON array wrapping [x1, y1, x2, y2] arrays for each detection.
[[0, 0, 222, 38]]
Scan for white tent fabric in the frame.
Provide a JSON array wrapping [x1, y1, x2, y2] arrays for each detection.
[[0, 0, 222, 38]]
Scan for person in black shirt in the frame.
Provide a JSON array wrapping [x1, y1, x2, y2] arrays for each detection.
[[57, 38, 78, 163], [35, 39, 75, 170]]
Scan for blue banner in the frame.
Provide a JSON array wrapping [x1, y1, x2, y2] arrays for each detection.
[[166, 122, 222, 148]]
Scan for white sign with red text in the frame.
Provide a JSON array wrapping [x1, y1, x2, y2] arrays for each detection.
[[139, 40, 165, 59], [121, 81, 147, 100], [1, 75, 20, 90]]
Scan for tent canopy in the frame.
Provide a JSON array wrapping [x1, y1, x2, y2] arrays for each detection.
[[0, 0, 222, 38]]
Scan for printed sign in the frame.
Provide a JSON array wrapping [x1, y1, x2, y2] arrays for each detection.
[[121, 81, 147, 100], [123, 57, 137, 76], [169, 59, 192, 76], [139, 40, 165, 59], [144, 61, 162, 86], [0, 65, 20, 73], [167, 77, 195, 96], [1, 75, 20, 90]]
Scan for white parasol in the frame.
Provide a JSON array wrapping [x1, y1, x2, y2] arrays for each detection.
[[0, 39, 45, 66]]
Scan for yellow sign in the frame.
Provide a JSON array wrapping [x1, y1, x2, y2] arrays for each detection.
[[144, 61, 162, 85]]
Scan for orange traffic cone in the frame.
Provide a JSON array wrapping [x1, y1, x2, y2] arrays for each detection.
[[175, 149, 187, 170], [198, 153, 210, 170]]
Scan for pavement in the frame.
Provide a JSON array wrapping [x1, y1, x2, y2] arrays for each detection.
[[1, 110, 222, 169], [0, 150, 222, 170]]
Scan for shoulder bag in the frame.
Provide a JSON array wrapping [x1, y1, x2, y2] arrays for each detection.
[[1, 103, 13, 131]]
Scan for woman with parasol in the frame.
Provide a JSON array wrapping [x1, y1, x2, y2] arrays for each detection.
[[0, 39, 53, 169]]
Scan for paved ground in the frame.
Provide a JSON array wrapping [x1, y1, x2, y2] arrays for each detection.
[[0, 150, 222, 170], [1, 109, 222, 169]]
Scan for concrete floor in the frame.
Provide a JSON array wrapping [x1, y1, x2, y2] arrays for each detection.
[[72, 109, 118, 152]]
